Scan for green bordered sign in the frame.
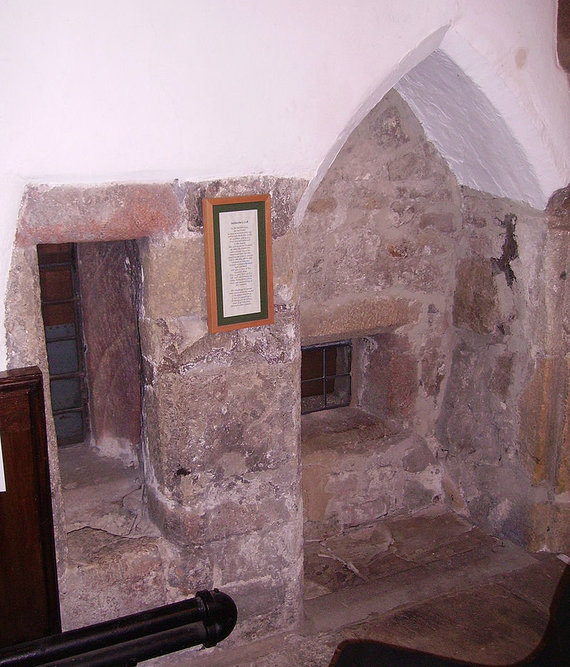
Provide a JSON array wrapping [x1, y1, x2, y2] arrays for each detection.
[[203, 195, 274, 333]]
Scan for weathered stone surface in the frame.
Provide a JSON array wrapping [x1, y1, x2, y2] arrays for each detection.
[[529, 501, 570, 553], [436, 333, 544, 543], [158, 520, 303, 642], [137, 174, 306, 637], [78, 240, 141, 463], [18, 183, 182, 244], [419, 342, 446, 399], [141, 307, 298, 375], [300, 296, 421, 343], [59, 444, 143, 535], [438, 342, 509, 457], [184, 176, 307, 238], [518, 357, 568, 484], [453, 257, 499, 334], [140, 236, 207, 320], [148, 464, 300, 545], [299, 89, 460, 320], [144, 362, 298, 492], [546, 184, 570, 230], [402, 440, 436, 472], [302, 413, 442, 538], [544, 502, 570, 552], [355, 333, 418, 426], [62, 528, 167, 629]]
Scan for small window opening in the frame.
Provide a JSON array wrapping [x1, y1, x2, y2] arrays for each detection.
[[37, 243, 89, 447], [301, 341, 351, 414]]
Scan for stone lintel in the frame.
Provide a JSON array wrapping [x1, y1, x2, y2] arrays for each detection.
[[18, 183, 182, 244], [300, 296, 421, 344]]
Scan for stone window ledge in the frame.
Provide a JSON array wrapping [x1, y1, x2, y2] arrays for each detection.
[[301, 406, 400, 456]]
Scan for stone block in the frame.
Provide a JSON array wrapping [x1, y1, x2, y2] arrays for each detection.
[[140, 236, 207, 320], [545, 503, 570, 552], [419, 211, 457, 232], [302, 424, 442, 535], [272, 232, 297, 305], [300, 295, 421, 343], [357, 333, 418, 424], [387, 150, 432, 181], [144, 307, 297, 373], [148, 464, 299, 546], [453, 257, 499, 334], [419, 344, 446, 399], [402, 440, 436, 472], [438, 339, 517, 459], [546, 184, 570, 230], [61, 529, 167, 629], [78, 241, 141, 459], [368, 103, 410, 149], [529, 501, 570, 553], [489, 353, 513, 400], [144, 362, 298, 492], [184, 176, 307, 238], [18, 183, 181, 244], [307, 195, 337, 214], [518, 358, 568, 484], [156, 521, 303, 639]]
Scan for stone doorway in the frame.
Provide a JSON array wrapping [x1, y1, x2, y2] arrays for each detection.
[[5, 184, 183, 628]]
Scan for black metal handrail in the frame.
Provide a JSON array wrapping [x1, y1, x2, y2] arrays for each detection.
[[0, 589, 237, 667]]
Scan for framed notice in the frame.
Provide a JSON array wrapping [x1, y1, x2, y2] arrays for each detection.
[[203, 195, 274, 333]]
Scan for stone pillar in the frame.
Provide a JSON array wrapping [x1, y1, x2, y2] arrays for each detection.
[[525, 186, 570, 552], [138, 177, 307, 639]]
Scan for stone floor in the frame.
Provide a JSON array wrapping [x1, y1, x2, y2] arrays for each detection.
[[148, 506, 568, 666]]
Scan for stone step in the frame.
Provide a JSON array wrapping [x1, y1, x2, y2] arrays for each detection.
[[58, 444, 169, 629], [60, 443, 144, 535], [303, 519, 537, 635], [61, 527, 169, 630]]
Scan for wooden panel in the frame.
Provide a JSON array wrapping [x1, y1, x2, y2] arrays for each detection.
[[0, 367, 61, 648]]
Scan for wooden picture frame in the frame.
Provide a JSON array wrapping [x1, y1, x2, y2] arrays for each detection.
[[202, 194, 274, 333]]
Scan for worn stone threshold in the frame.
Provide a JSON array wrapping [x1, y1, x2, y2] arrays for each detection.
[[59, 442, 152, 536]]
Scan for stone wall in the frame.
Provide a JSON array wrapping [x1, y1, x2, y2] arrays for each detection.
[[436, 187, 566, 548], [526, 186, 569, 551], [298, 90, 569, 554], [3, 97, 567, 650]]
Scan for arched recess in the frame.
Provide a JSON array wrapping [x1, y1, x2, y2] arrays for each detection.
[[296, 28, 560, 229], [296, 31, 567, 552]]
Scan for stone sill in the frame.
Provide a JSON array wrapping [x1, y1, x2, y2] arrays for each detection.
[[301, 406, 398, 456]]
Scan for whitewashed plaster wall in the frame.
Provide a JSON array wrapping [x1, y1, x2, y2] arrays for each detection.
[[1, 0, 569, 366]]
